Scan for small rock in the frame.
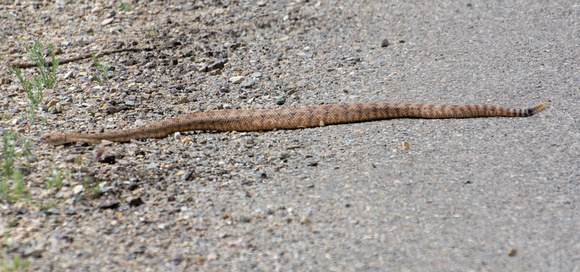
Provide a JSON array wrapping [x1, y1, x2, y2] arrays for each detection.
[[101, 18, 114, 26], [64, 210, 77, 215], [276, 96, 287, 105], [147, 163, 159, 169], [99, 154, 116, 164], [101, 140, 114, 146], [134, 120, 146, 127], [251, 72, 262, 78], [127, 197, 144, 207], [107, 105, 120, 114], [73, 184, 85, 194], [132, 244, 146, 254], [64, 71, 74, 79], [182, 170, 195, 181], [98, 200, 120, 209], [109, 26, 123, 34], [229, 76, 245, 84], [278, 152, 290, 159], [144, 62, 156, 69], [44, 208, 60, 215], [23, 248, 43, 258], [207, 253, 218, 261], [381, 38, 390, 47], [240, 78, 254, 88], [204, 59, 228, 72], [91, 6, 103, 13], [346, 57, 361, 62], [238, 214, 252, 223], [178, 97, 190, 104]]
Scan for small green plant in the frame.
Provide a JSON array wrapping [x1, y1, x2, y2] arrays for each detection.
[[1, 112, 12, 121], [92, 56, 110, 85], [83, 176, 103, 199], [7, 41, 58, 121], [9, 171, 25, 200], [117, 3, 133, 11], [26, 41, 58, 88], [0, 130, 30, 203], [0, 256, 30, 272], [47, 170, 64, 190], [38, 202, 56, 211], [2, 227, 31, 271], [1, 130, 17, 177]]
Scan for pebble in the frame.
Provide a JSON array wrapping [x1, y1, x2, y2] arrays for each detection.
[[64, 71, 74, 79], [346, 57, 361, 62], [91, 6, 103, 13], [109, 26, 123, 34], [207, 253, 218, 261], [98, 201, 120, 209], [251, 72, 262, 78], [107, 105, 120, 114], [128, 197, 144, 207], [147, 163, 159, 169], [381, 38, 390, 47], [98, 154, 116, 164], [276, 96, 287, 105], [101, 18, 114, 26], [204, 59, 228, 72], [278, 152, 290, 159], [73, 184, 85, 194], [135, 120, 146, 127], [229, 76, 245, 84], [182, 169, 195, 181], [240, 78, 254, 88], [7, 85, 19, 92]]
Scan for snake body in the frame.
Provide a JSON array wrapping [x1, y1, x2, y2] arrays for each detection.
[[42, 102, 547, 145]]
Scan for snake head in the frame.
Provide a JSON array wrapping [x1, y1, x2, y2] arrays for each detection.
[[41, 134, 68, 146]]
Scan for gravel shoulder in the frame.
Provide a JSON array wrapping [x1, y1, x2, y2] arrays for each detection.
[[1, 1, 578, 271]]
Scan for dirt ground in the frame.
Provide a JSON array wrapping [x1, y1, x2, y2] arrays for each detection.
[[0, 0, 578, 271]]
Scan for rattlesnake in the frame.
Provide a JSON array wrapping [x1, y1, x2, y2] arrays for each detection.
[[42, 102, 547, 145]]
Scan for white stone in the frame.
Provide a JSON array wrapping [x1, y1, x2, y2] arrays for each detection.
[[229, 76, 245, 84], [73, 184, 85, 194], [101, 18, 114, 26]]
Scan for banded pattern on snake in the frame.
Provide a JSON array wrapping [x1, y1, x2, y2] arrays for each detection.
[[42, 102, 547, 145]]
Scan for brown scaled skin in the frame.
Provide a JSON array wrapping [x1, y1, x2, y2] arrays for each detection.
[[42, 102, 548, 146]]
